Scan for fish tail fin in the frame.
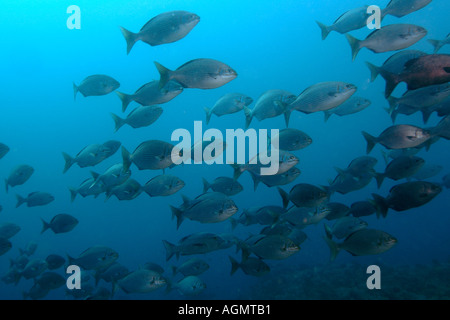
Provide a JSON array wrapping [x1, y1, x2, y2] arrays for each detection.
[[170, 206, 184, 230], [323, 236, 340, 262], [378, 68, 401, 98], [374, 173, 385, 189], [277, 187, 289, 209], [162, 240, 177, 261], [365, 62, 381, 82], [284, 109, 292, 127], [204, 107, 212, 125], [5, 179, 9, 193], [362, 131, 377, 154], [386, 96, 399, 116], [371, 193, 389, 218], [428, 39, 442, 54], [249, 172, 261, 191], [110, 113, 125, 133], [381, 150, 389, 165], [40, 218, 50, 234], [67, 254, 75, 266], [69, 187, 77, 203], [62, 152, 74, 174], [345, 34, 362, 61], [154, 61, 172, 89], [202, 177, 210, 193], [230, 164, 243, 180], [15, 194, 26, 208], [243, 106, 253, 129], [73, 83, 78, 101], [421, 109, 433, 125], [120, 26, 138, 55], [116, 91, 134, 113], [323, 110, 333, 122], [315, 21, 331, 40], [324, 223, 333, 240], [229, 217, 239, 230], [121, 146, 132, 173], [228, 256, 240, 276]]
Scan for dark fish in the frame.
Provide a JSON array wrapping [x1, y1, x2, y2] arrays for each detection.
[[272, 129, 313, 151], [106, 179, 143, 201], [45, 254, 65, 270], [169, 275, 206, 296], [143, 262, 165, 275], [323, 202, 351, 220], [431, 115, 450, 140], [428, 33, 450, 54], [73, 75, 120, 100], [365, 50, 427, 82], [412, 164, 443, 180], [20, 259, 48, 280], [41, 214, 79, 234], [116, 80, 183, 112], [371, 181, 442, 217], [325, 229, 397, 261], [280, 206, 331, 228], [94, 262, 129, 287], [324, 216, 368, 240], [1, 267, 21, 285], [0, 238, 12, 256], [35, 272, 66, 291], [62, 142, 120, 173], [324, 96, 371, 121], [204, 93, 253, 125], [250, 167, 301, 191], [374, 155, 425, 188], [362, 124, 432, 154], [122, 140, 179, 172], [241, 234, 300, 260], [244, 89, 296, 128], [19, 241, 38, 256], [162, 232, 228, 261], [154, 59, 237, 89], [349, 201, 377, 218], [378, 54, 450, 98], [0, 222, 21, 239], [172, 258, 209, 277], [346, 24, 427, 61], [335, 156, 378, 178], [143, 175, 185, 197], [316, 6, 371, 40], [382, 0, 432, 18], [16, 192, 54, 208], [170, 193, 238, 229], [0, 143, 9, 160], [328, 171, 373, 195], [442, 174, 450, 189], [232, 206, 286, 228], [278, 184, 330, 208], [202, 177, 243, 196], [120, 11, 200, 54], [68, 246, 119, 271], [111, 105, 163, 132], [5, 165, 34, 193], [118, 269, 166, 294], [69, 177, 105, 202], [229, 256, 270, 277], [90, 163, 131, 192]]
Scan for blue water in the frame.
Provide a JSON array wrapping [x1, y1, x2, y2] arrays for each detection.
[[0, 0, 449, 300]]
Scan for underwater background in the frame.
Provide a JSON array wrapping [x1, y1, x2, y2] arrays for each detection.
[[0, 0, 449, 300]]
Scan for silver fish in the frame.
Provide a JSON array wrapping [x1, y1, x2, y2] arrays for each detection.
[[362, 125, 432, 154], [324, 216, 368, 240], [286, 82, 357, 125], [118, 269, 166, 294], [250, 166, 301, 191], [116, 80, 183, 112], [172, 258, 210, 277], [316, 5, 371, 40], [204, 93, 253, 125], [241, 234, 300, 260], [382, 0, 432, 18], [155, 59, 237, 89], [170, 275, 206, 296], [5, 164, 34, 193], [346, 24, 427, 61], [106, 178, 143, 201], [68, 246, 119, 271], [324, 96, 371, 122], [122, 140, 179, 172], [73, 75, 120, 100], [244, 89, 296, 128], [202, 176, 243, 196], [120, 11, 200, 54], [111, 105, 163, 132], [143, 175, 185, 197], [272, 128, 313, 151]]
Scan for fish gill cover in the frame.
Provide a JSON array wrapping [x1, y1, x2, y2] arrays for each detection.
[[0, 0, 449, 300]]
